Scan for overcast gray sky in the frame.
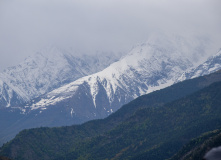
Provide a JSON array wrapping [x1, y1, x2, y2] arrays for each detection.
[[0, 0, 221, 71]]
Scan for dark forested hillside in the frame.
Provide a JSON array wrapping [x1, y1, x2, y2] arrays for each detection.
[[0, 70, 221, 160], [0, 156, 11, 160], [169, 129, 221, 160]]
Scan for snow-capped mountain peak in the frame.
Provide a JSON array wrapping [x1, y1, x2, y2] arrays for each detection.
[[0, 46, 122, 108], [26, 41, 193, 119]]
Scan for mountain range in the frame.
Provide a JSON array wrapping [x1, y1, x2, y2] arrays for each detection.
[[24, 41, 193, 120], [0, 35, 221, 146], [10, 45, 221, 125]]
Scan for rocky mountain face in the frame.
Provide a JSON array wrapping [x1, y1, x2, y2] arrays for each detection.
[[0, 46, 121, 109]]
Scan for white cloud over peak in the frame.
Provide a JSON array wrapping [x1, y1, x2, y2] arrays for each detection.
[[0, 0, 220, 71]]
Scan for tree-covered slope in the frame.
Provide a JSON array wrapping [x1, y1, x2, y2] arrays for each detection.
[[169, 129, 221, 160], [0, 70, 221, 160], [0, 156, 11, 160]]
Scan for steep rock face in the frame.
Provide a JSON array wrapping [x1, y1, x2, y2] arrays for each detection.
[[0, 47, 121, 108], [178, 49, 221, 81]]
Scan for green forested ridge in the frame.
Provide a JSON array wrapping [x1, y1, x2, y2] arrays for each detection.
[[169, 129, 221, 160], [0, 70, 221, 160]]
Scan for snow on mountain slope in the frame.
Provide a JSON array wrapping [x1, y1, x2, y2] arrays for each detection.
[[0, 79, 24, 108], [0, 46, 121, 108], [26, 37, 194, 120], [178, 49, 221, 81]]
